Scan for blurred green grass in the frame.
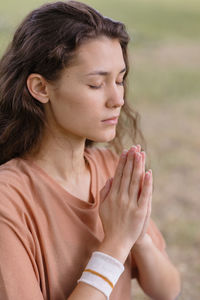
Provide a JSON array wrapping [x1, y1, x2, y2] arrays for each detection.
[[0, 0, 200, 42], [87, 0, 200, 42], [1, 0, 199, 104]]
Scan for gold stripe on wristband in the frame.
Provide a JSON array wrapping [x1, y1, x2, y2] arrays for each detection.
[[84, 269, 114, 289]]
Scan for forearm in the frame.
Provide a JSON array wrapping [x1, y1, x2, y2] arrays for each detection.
[[68, 282, 107, 300], [132, 234, 181, 300]]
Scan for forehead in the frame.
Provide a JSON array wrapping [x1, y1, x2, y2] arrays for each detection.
[[70, 37, 126, 72]]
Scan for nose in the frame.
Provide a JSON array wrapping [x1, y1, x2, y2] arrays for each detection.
[[106, 84, 124, 108]]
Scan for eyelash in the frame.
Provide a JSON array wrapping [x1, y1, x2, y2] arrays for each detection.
[[89, 81, 124, 89]]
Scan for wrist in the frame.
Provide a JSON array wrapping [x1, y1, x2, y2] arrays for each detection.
[[78, 251, 124, 299], [98, 238, 131, 264]]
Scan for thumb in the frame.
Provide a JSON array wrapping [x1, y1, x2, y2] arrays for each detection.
[[100, 178, 112, 202]]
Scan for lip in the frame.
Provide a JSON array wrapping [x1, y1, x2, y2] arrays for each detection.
[[101, 116, 119, 125]]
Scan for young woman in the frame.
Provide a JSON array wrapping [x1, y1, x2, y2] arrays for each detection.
[[0, 1, 180, 300]]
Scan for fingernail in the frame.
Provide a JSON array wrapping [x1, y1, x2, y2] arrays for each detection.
[[135, 152, 141, 161], [121, 150, 128, 157], [146, 170, 152, 179], [145, 172, 150, 180], [130, 145, 137, 150]]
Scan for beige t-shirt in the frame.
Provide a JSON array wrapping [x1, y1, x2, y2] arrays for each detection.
[[0, 147, 166, 300]]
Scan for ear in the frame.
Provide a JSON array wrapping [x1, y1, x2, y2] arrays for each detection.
[[27, 74, 49, 104]]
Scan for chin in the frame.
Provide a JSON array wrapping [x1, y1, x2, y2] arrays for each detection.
[[86, 127, 117, 143], [90, 133, 116, 143]]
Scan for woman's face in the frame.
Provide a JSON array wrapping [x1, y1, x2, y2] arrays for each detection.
[[45, 36, 126, 143]]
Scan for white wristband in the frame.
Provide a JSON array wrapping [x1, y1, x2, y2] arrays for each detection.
[[78, 251, 124, 299]]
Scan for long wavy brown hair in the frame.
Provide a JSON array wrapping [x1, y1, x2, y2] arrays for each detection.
[[0, 0, 144, 165]]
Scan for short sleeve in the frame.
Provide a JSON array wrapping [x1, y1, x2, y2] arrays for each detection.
[[0, 182, 44, 300]]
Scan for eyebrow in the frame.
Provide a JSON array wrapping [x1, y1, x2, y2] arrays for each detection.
[[85, 67, 127, 77]]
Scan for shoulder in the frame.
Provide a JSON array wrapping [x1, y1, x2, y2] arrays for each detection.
[[0, 160, 35, 252], [0, 158, 28, 189], [0, 158, 33, 212], [0, 159, 23, 189]]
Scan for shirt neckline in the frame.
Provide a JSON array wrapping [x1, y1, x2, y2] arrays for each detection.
[[19, 150, 98, 209]]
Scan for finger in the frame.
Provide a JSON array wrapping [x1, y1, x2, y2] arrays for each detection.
[[147, 172, 153, 216], [129, 151, 143, 200], [119, 147, 136, 193], [142, 184, 152, 232], [110, 150, 128, 193], [137, 151, 146, 197], [147, 193, 152, 221], [141, 151, 146, 177], [140, 151, 146, 188], [138, 170, 152, 209], [129, 145, 138, 163], [136, 144, 141, 153]]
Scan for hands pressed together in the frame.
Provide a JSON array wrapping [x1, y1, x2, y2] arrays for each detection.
[[99, 145, 152, 263], [71, 145, 181, 300]]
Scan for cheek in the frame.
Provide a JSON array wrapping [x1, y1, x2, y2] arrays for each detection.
[[49, 83, 105, 122], [50, 93, 101, 128]]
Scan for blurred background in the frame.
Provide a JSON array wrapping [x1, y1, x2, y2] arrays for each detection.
[[0, 0, 199, 299]]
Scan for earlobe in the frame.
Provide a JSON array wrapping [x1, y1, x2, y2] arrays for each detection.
[[27, 73, 49, 104]]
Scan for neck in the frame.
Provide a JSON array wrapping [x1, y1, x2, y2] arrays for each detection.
[[28, 129, 88, 182]]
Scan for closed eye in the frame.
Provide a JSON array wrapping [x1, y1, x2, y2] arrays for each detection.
[[88, 84, 102, 89], [89, 81, 124, 89]]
